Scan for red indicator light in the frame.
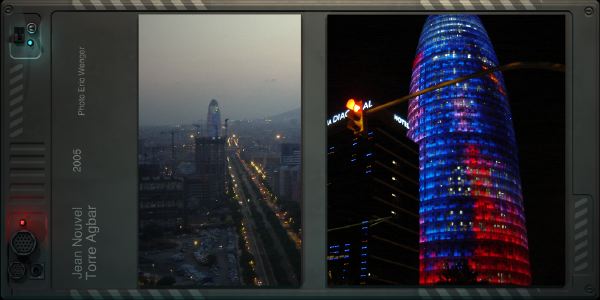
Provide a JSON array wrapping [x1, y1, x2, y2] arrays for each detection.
[[19, 219, 26, 227]]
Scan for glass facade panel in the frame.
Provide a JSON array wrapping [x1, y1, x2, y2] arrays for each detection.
[[408, 15, 531, 286]]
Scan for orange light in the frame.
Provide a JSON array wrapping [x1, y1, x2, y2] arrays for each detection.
[[346, 99, 356, 111], [346, 98, 363, 113], [346, 98, 365, 135]]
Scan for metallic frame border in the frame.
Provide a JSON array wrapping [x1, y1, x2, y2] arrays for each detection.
[[1, 0, 597, 298]]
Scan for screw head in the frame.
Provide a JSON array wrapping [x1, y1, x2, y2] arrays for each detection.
[[26, 22, 37, 34], [585, 284, 594, 294], [4, 5, 14, 14], [585, 6, 594, 16]]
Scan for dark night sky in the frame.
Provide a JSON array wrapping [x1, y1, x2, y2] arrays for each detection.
[[328, 14, 566, 286]]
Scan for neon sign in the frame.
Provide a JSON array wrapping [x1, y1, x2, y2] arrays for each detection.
[[393, 114, 410, 129], [326, 100, 410, 130]]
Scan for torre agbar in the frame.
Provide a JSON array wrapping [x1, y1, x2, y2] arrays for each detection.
[[407, 15, 531, 285]]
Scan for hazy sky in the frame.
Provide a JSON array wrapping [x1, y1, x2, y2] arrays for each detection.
[[139, 15, 301, 126]]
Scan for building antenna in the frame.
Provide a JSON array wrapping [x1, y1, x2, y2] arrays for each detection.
[[170, 129, 175, 161]]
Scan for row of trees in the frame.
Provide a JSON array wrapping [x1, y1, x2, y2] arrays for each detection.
[[234, 158, 301, 279], [248, 200, 293, 286], [232, 156, 297, 285], [253, 197, 301, 278]]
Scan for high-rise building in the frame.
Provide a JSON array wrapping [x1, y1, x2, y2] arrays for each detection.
[[194, 137, 226, 206], [192, 99, 227, 210], [139, 176, 184, 230], [278, 143, 301, 203], [207, 99, 221, 138], [278, 165, 301, 203], [281, 143, 301, 166], [408, 15, 531, 286], [328, 113, 420, 285]]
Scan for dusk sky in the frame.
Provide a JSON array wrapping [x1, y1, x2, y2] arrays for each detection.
[[139, 14, 301, 126]]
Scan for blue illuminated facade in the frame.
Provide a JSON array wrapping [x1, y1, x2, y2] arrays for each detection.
[[407, 15, 531, 285]]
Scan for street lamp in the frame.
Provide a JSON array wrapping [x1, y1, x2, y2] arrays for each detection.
[[345, 98, 365, 135], [341, 62, 565, 136]]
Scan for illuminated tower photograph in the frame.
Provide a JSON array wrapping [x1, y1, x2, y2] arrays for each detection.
[[408, 15, 530, 285], [207, 99, 221, 138], [328, 14, 565, 286]]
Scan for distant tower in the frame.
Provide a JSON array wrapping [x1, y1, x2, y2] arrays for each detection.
[[207, 99, 221, 138], [192, 99, 226, 209], [408, 15, 531, 286]]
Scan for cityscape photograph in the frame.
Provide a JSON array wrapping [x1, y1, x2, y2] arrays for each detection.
[[327, 15, 565, 286], [137, 15, 301, 287]]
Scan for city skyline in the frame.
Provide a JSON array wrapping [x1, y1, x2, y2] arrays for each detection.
[[138, 104, 301, 128], [138, 15, 302, 287], [139, 92, 302, 287], [139, 14, 301, 126]]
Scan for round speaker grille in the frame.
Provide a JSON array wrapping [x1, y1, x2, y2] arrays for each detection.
[[10, 230, 37, 256]]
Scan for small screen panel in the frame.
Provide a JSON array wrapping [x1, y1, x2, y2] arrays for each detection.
[[138, 14, 302, 288], [327, 14, 565, 287]]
